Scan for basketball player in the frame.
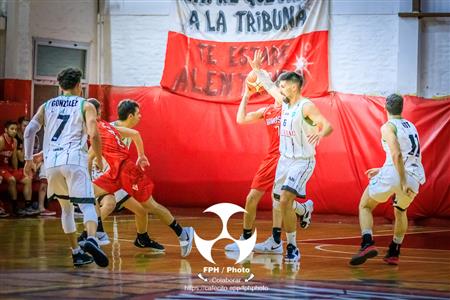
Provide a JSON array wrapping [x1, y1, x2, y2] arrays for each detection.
[[80, 99, 164, 252], [226, 77, 314, 255], [0, 120, 33, 216], [248, 50, 333, 263], [349, 94, 426, 266], [87, 99, 194, 257], [23, 67, 109, 267]]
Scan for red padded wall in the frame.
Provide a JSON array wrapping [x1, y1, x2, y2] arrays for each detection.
[[89, 85, 450, 220]]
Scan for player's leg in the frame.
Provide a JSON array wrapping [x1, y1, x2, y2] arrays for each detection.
[[280, 189, 298, 262], [20, 172, 37, 215], [281, 157, 315, 263], [349, 187, 383, 265], [65, 165, 108, 267], [253, 197, 283, 254], [243, 189, 265, 238], [3, 171, 23, 216], [123, 197, 164, 252], [384, 180, 418, 265], [225, 189, 264, 251], [141, 196, 194, 257], [46, 166, 94, 267]]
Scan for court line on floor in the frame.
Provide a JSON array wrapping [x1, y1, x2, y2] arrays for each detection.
[[300, 228, 450, 243], [314, 244, 450, 264]]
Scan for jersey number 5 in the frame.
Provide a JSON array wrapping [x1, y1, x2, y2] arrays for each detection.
[[51, 114, 70, 141], [408, 134, 420, 157]]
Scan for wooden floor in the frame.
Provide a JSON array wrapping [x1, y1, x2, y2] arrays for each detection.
[[0, 210, 449, 299]]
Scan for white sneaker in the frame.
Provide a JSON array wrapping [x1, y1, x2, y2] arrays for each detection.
[[224, 235, 245, 252], [298, 199, 314, 229], [253, 236, 283, 254], [179, 227, 194, 257], [96, 232, 110, 246]]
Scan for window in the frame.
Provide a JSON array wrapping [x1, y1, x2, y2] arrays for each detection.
[[33, 38, 89, 81], [32, 38, 90, 113]]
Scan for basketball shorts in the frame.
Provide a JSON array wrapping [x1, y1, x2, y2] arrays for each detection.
[[0, 168, 25, 182], [368, 165, 420, 210], [273, 156, 315, 199], [46, 165, 95, 204], [251, 154, 279, 191], [94, 160, 154, 203]]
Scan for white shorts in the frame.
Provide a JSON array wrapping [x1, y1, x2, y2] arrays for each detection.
[[46, 165, 95, 204], [273, 156, 315, 198], [368, 166, 420, 210]]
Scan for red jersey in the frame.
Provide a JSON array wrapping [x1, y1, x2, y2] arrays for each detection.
[[97, 120, 130, 178], [0, 133, 16, 167], [263, 104, 282, 156]]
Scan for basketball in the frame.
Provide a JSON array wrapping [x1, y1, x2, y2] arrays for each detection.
[[246, 70, 265, 93]]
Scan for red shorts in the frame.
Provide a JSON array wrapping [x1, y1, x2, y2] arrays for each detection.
[[250, 154, 279, 191], [94, 160, 154, 202], [0, 168, 25, 182]]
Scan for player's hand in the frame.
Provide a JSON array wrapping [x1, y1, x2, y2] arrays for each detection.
[[307, 133, 321, 146], [93, 156, 104, 172], [33, 151, 43, 164], [365, 168, 380, 179], [136, 155, 150, 171], [244, 49, 263, 71], [401, 183, 415, 198], [243, 85, 255, 97], [24, 160, 35, 178]]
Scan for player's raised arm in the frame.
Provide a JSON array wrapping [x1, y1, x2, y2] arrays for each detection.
[[23, 104, 44, 177], [245, 50, 284, 105], [236, 87, 265, 124], [84, 102, 103, 171], [303, 102, 333, 145]]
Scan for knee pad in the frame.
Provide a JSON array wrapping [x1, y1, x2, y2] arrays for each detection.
[[60, 206, 76, 234], [79, 203, 98, 225]]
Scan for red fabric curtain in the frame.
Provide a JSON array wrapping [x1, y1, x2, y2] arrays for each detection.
[[89, 85, 450, 219]]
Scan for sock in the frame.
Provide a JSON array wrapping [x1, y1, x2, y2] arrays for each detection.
[[389, 240, 401, 255], [72, 246, 81, 255], [25, 201, 32, 209], [272, 227, 281, 244], [137, 232, 148, 241], [97, 217, 104, 232], [169, 220, 183, 237], [286, 232, 297, 247], [362, 233, 373, 247], [393, 235, 404, 244], [243, 228, 253, 240], [12, 201, 18, 212]]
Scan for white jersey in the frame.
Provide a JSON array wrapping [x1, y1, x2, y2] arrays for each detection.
[[381, 118, 426, 184], [279, 98, 316, 159], [43, 95, 89, 169]]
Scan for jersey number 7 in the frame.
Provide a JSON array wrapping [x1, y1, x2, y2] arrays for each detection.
[[51, 114, 70, 141]]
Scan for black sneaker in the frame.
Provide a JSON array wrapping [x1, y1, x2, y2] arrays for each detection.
[[134, 233, 165, 252], [72, 250, 94, 267], [349, 242, 378, 266], [84, 237, 109, 267], [78, 231, 88, 247]]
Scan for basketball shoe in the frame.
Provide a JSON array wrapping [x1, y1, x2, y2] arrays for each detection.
[[349, 242, 378, 265], [253, 236, 283, 254]]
